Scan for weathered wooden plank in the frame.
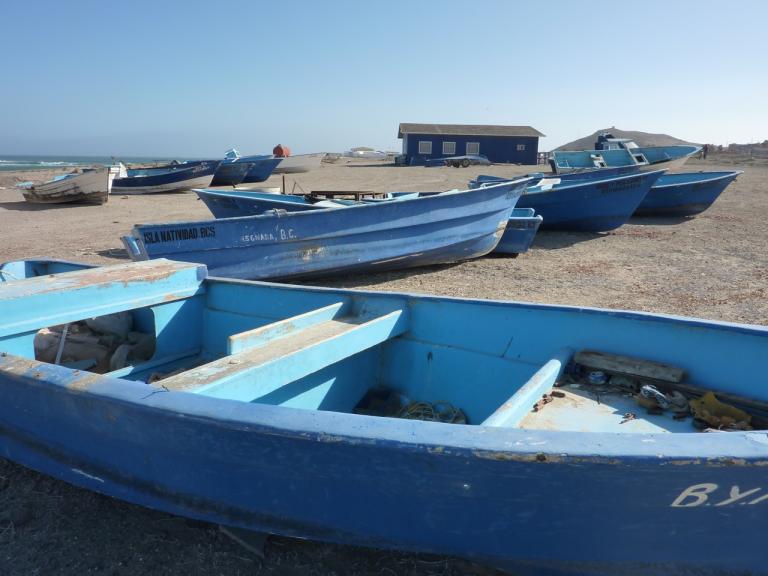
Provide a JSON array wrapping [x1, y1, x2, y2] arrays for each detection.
[[0, 260, 206, 339], [575, 350, 685, 383]]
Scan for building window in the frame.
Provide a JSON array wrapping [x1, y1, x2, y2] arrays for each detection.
[[517, 144, 526, 151], [442, 141, 456, 155], [418, 141, 432, 155], [466, 142, 480, 155]]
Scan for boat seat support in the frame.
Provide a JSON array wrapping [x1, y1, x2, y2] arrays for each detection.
[[482, 348, 573, 428]]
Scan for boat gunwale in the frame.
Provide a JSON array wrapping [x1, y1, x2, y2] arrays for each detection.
[[532, 168, 666, 192], [652, 170, 743, 189]]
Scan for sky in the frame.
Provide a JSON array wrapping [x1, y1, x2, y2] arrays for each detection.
[[1, 0, 766, 156]]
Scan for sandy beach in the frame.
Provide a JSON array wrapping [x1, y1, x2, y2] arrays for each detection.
[[0, 155, 766, 575]]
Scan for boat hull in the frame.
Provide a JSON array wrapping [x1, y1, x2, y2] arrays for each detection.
[[0, 271, 766, 576], [516, 170, 665, 231], [241, 158, 282, 183], [122, 182, 529, 280], [210, 162, 255, 186], [21, 168, 113, 204], [634, 171, 742, 216], [494, 208, 542, 254], [273, 154, 324, 174], [112, 161, 220, 194]]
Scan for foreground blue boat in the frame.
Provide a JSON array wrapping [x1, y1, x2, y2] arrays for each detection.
[[472, 170, 666, 231], [635, 170, 742, 216], [0, 259, 766, 576], [121, 180, 530, 280], [111, 160, 222, 194]]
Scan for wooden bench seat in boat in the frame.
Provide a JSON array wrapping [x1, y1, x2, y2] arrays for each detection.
[[159, 305, 409, 402]]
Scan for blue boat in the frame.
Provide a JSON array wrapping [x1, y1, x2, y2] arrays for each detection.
[[195, 188, 541, 257], [112, 160, 222, 194], [635, 171, 742, 216], [494, 208, 543, 255], [1, 258, 766, 576], [121, 180, 531, 280], [551, 143, 700, 174], [209, 150, 282, 186], [594, 133, 703, 166], [195, 189, 542, 257], [473, 170, 666, 232]]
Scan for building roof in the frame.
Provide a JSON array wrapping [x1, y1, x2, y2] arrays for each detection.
[[398, 123, 545, 139]]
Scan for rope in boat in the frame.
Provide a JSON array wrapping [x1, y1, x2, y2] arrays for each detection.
[[397, 401, 467, 424]]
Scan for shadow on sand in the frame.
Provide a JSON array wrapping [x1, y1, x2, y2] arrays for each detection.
[[96, 248, 130, 260], [298, 261, 464, 288], [531, 230, 606, 250], [342, 163, 398, 169], [0, 200, 105, 212], [629, 215, 694, 226]]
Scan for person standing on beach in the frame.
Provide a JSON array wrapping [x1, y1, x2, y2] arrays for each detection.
[[702, 144, 709, 159]]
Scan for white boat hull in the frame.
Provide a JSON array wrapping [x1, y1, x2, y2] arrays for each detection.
[[22, 168, 114, 204], [112, 174, 215, 195], [273, 154, 324, 174]]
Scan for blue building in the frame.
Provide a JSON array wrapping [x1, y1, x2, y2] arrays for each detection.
[[398, 123, 545, 166]]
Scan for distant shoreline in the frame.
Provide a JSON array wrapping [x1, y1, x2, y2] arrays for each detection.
[[0, 155, 198, 172]]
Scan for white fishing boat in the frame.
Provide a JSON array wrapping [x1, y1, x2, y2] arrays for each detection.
[[18, 166, 118, 205], [273, 153, 324, 174]]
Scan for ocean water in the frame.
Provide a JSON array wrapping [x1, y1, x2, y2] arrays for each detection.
[[0, 155, 194, 172]]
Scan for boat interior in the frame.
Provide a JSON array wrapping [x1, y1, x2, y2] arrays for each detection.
[[1, 260, 765, 435]]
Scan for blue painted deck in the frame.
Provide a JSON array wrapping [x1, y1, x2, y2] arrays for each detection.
[[494, 208, 542, 254], [635, 171, 742, 216], [122, 180, 531, 280], [0, 259, 766, 575]]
